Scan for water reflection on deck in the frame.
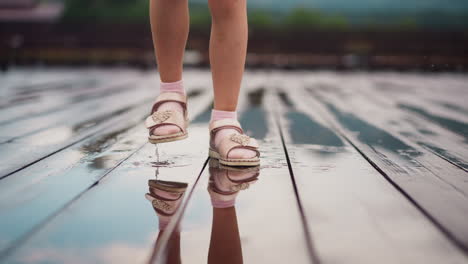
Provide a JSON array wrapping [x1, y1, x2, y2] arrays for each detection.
[[0, 68, 467, 263]]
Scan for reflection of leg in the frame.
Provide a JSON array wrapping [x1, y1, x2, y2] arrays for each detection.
[[165, 230, 182, 264], [145, 180, 187, 264], [148, 230, 181, 264], [208, 207, 243, 264]]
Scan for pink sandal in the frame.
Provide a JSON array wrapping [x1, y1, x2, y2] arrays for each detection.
[[208, 159, 260, 208], [145, 92, 188, 144], [145, 180, 188, 229], [209, 119, 260, 167]]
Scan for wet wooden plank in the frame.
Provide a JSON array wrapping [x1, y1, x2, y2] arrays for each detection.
[[2, 78, 312, 264], [0, 140, 207, 263], [1, 68, 81, 96], [306, 73, 468, 170], [0, 76, 158, 178], [371, 73, 468, 123], [305, 75, 468, 194], [347, 73, 468, 169], [0, 71, 141, 125], [0, 69, 213, 179], [0, 102, 149, 179], [1, 69, 467, 263], [0, 77, 154, 139], [0, 68, 99, 109], [154, 84, 314, 264], [0, 108, 212, 263], [274, 78, 467, 263], [0, 77, 212, 257], [297, 76, 468, 252]]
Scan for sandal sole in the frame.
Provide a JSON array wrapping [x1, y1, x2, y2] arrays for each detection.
[[148, 132, 188, 144], [209, 148, 260, 167]]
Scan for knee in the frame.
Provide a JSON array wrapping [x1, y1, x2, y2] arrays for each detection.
[[208, 0, 245, 21]]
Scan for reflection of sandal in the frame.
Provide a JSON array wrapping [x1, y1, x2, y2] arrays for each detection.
[[145, 180, 188, 229], [209, 119, 260, 167], [145, 92, 188, 144], [208, 159, 260, 208]]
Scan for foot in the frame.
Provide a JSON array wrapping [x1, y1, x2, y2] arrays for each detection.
[[212, 126, 257, 160], [152, 101, 184, 136], [145, 92, 188, 144], [154, 80, 185, 136], [209, 119, 260, 166]]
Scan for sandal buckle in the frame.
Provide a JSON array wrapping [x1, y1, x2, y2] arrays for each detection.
[[231, 183, 250, 192], [152, 199, 172, 211], [230, 134, 250, 146], [152, 110, 172, 124]]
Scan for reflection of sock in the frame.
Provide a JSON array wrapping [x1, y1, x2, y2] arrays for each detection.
[[159, 218, 170, 230], [153, 80, 185, 136], [211, 197, 236, 208], [160, 80, 185, 95], [210, 110, 256, 159]]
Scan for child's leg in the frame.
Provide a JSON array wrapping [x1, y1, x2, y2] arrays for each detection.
[[150, 0, 189, 82], [208, 0, 247, 111], [149, 0, 189, 136], [208, 0, 256, 159]]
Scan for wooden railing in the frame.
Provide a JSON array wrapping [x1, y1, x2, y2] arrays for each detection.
[[1, 22, 467, 70]]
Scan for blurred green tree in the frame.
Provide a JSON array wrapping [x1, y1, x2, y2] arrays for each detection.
[[284, 8, 322, 28], [190, 5, 211, 30], [248, 10, 276, 29], [62, 0, 149, 23], [284, 8, 348, 30], [396, 17, 419, 30]]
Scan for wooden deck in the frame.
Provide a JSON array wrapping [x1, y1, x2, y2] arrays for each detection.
[[0, 68, 467, 264]]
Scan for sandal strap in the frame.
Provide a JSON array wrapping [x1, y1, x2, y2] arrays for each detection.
[[227, 171, 260, 183], [209, 158, 260, 176], [145, 109, 187, 133], [148, 180, 188, 194], [217, 133, 259, 159], [209, 119, 243, 135], [151, 92, 187, 114]]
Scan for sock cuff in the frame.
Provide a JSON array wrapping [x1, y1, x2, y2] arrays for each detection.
[[211, 109, 237, 122], [211, 197, 236, 208], [158, 219, 170, 230], [160, 80, 185, 95]]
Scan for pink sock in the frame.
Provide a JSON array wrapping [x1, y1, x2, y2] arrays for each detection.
[[153, 80, 185, 136], [210, 109, 256, 159], [211, 109, 237, 122], [160, 80, 185, 95]]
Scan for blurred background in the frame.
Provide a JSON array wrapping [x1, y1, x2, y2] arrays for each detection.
[[0, 0, 467, 71]]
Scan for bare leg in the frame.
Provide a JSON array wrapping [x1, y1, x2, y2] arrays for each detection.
[[208, 0, 256, 160], [149, 0, 189, 136], [150, 0, 189, 82], [208, 0, 248, 111]]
